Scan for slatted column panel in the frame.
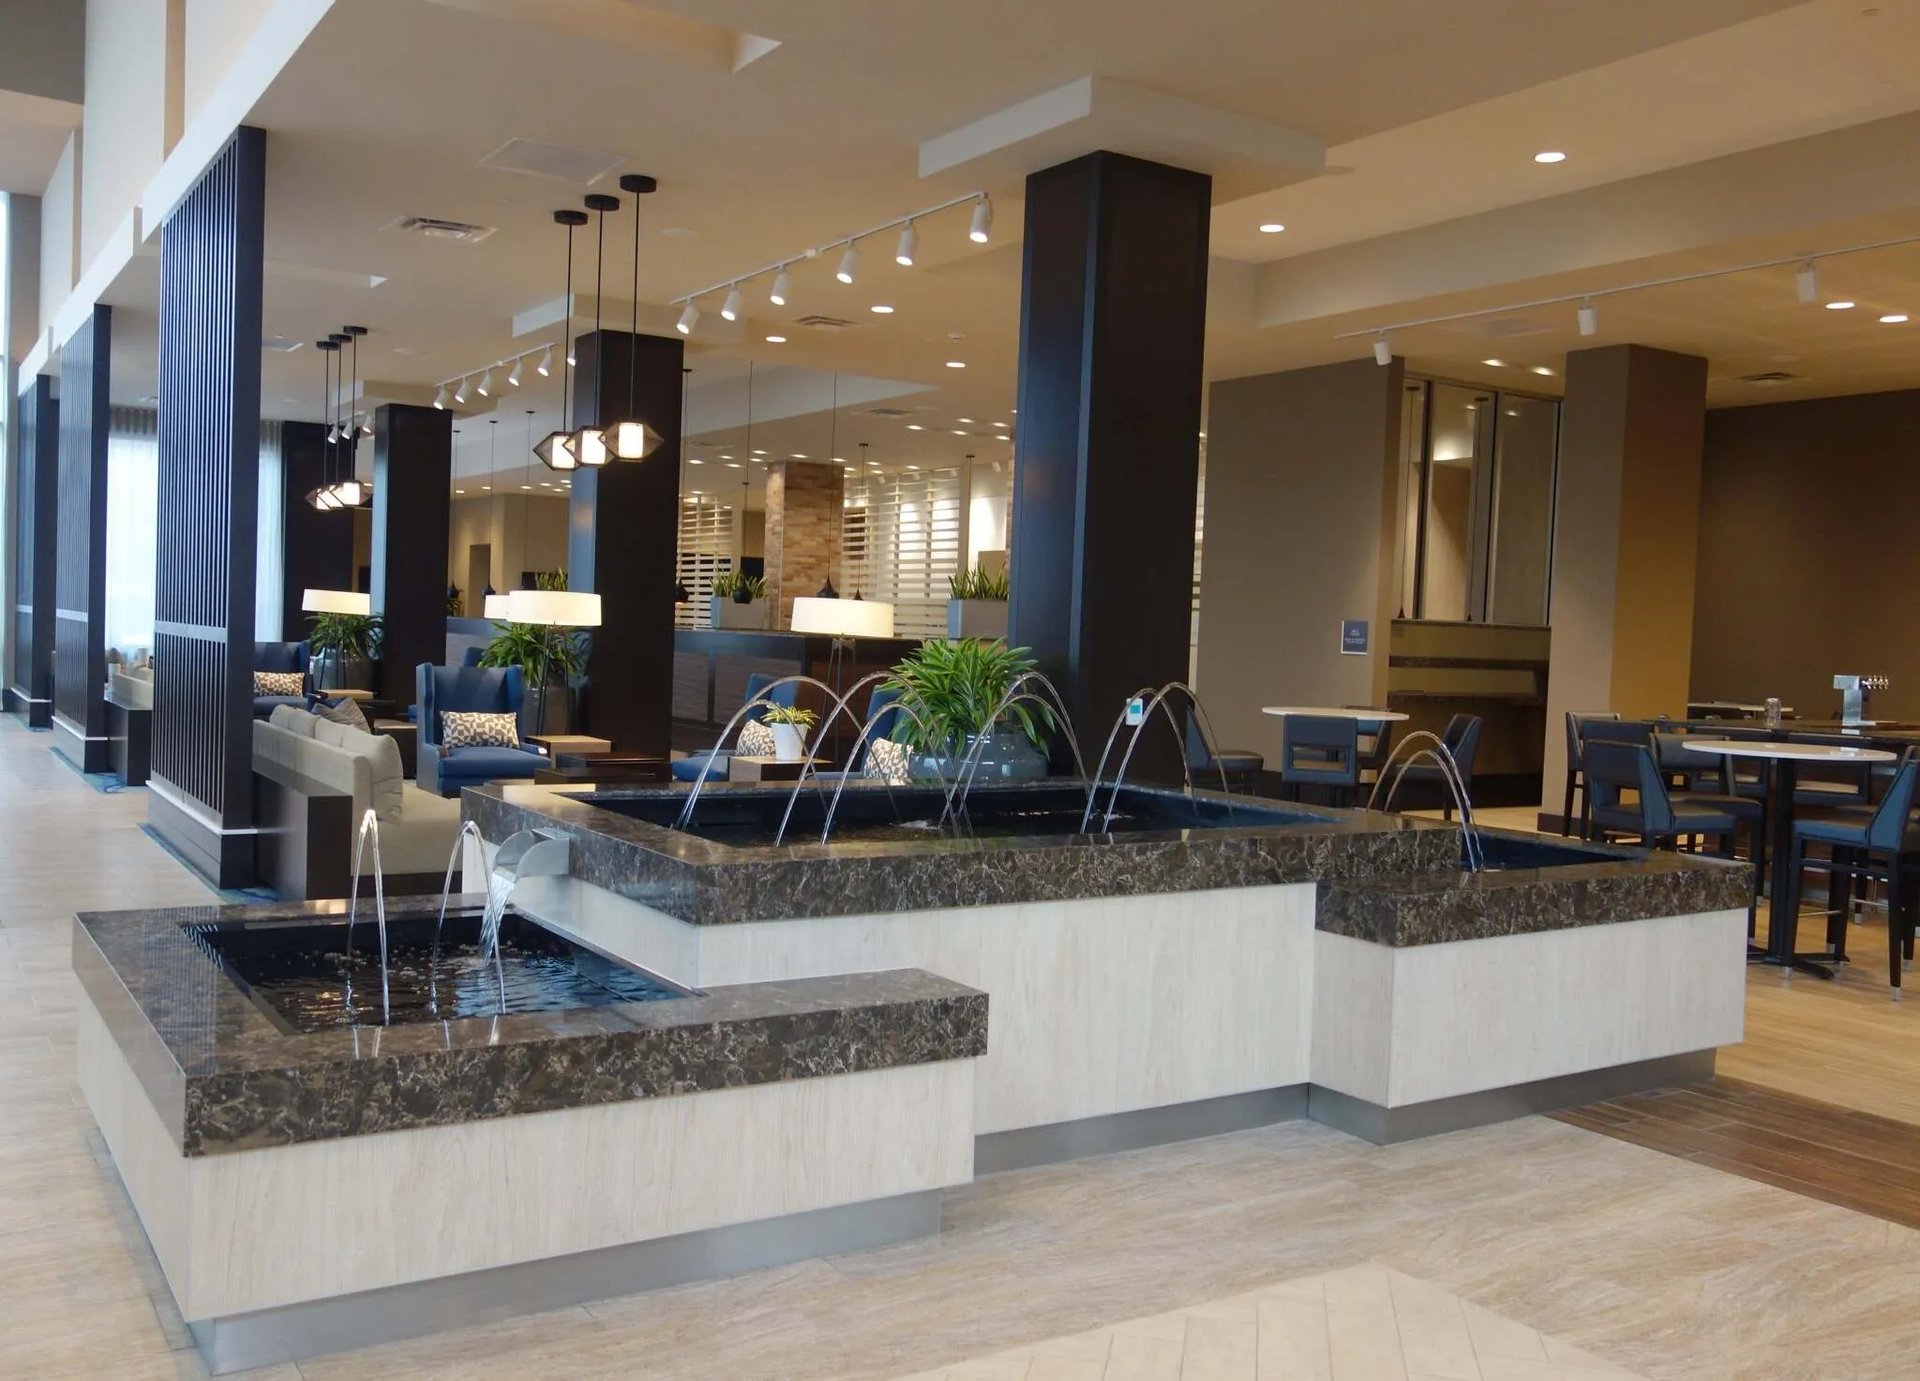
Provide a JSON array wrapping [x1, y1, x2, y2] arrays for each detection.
[[150, 126, 265, 887], [52, 306, 111, 770], [8, 378, 57, 725]]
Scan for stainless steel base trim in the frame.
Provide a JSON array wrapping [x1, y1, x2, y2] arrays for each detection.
[[974, 1086, 1310, 1175], [1307, 1050, 1717, 1145], [186, 1188, 941, 1374]]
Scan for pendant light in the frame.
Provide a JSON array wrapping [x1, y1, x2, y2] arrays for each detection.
[[482, 418, 513, 619], [535, 208, 589, 471], [308, 338, 343, 509], [672, 366, 692, 603], [815, 373, 841, 598], [606, 174, 665, 461], [334, 325, 369, 507], [571, 192, 620, 467]]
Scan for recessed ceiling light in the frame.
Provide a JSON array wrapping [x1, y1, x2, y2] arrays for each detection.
[[871, 304, 894, 314], [952, 429, 968, 436], [720, 454, 733, 459], [764, 334, 787, 343], [991, 420, 1008, 427], [454, 488, 466, 494], [906, 465, 921, 471], [1826, 300, 1856, 310], [1531, 366, 1554, 376], [752, 449, 767, 455], [726, 462, 742, 468], [957, 416, 974, 423], [1881, 313, 1909, 324], [906, 424, 924, 431], [520, 484, 532, 490], [1533, 151, 1567, 164], [792, 453, 808, 459], [480, 484, 492, 491], [1258, 223, 1285, 234], [945, 360, 966, 369], [688, 458, 703, 465], [1482, 358, 1506, 368]]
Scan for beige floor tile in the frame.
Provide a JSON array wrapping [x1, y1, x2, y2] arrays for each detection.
[[1105, 1333, 1188, 1381], [1256, 1293, 1332, 1381], [1179, 1315, 1257, 1379]]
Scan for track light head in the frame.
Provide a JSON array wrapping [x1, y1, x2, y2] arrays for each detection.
[[770, 268, 791, 306], [721, 285, 742, 322], [1372, 335, 1392, 367], [433, 384, 450, 410], [1796, 259, 1819, 305], [676, 303, 699, 335], [476, 368, 493, 398], [537, 346, 553, 378], [895, 221, 918, 267], [454, 376, 469, 405], [1577, 297, 1599, 337], [508, 357, 523, 387], [969, 196, 993, 244], [360, 413, 374, 438], [566, 346, 577, 367], [836, 244, 859, 284]]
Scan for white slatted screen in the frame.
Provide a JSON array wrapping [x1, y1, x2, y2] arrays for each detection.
[[675, 497, 734, 629], [841, 467, 963, 639]]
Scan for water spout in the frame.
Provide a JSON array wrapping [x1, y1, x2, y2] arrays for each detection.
[[483, 829, 571, 957], [1366, 731, 1485, 872], [941, 670, 1088, 828], [814, 700, 957, 845], [674, 673, 846, 831], [771, 670, 896, 847], [1081, 682, 1229, 833], [344, 808, 390, 1025]]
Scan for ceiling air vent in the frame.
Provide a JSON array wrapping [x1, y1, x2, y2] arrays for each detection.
[[792, 314, 859, 330], [861, 406, 917, 417], [480, 138, 627, 185], [1737, 371, 1797, 385], [385, 215, 498, 245]]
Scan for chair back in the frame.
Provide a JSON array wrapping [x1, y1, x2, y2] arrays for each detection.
[[1344, 707, 1396, 772], [1565, 710, 1620, 764], [860, 686, 903, 766], [417, 662, 526, 746], [742, 672, 799, 724], [1865, 754, 1920, 851], [255, 640, 310, 675], [460, 646, 484, 668], [1280, 715, 1360, 788], [1584, 740, 1678, 837], [1582, 719, 1654, 749], [1184, 709, 1211, 770], [1440, 713, 1482, 780]]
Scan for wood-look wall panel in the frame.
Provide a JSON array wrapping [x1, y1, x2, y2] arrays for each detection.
[[8, 378, 57, 725], [150, 126, 264, 887], [52, 306, 111, 769]]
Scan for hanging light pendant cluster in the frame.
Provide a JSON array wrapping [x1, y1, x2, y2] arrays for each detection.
[[306, 326, 373, 511], [607, 173, 665, 461], [533, 208, 590, 472]]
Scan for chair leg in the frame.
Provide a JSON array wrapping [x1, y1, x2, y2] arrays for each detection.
[[1827, 848, 1853, 959], [1886, 854, 1906, 998], [1782, 840, 1807, 967], [1562, 770, 1577, 837]]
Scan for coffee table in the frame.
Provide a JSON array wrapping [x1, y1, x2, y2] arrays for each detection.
[[533, 753, 668, 785], [727, 755, 823, 784], [526, 733, 614, 758]]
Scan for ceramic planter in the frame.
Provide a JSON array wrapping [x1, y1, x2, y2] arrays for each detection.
[[768, 722, 806, 761], [711, 596, 768, 630], [946, 599, 1009, 641]]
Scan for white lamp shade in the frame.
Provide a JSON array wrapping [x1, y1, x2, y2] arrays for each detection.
[[483, 594, 514, 619], [302, 588, 371, 615], [790, 596, 894, 638], [502, 589, 603, 628]]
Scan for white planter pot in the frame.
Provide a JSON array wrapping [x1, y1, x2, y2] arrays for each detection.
[[711, 596, 767, 630], [768, 722, 805, 762], [947, 598, 1009, 641]]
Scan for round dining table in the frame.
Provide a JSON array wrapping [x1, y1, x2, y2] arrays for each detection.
[[1682, 738, 1897, 978], [1259, 707, 1409, 721]]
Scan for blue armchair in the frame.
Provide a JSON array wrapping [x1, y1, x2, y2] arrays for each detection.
[[416, 661, 546, 798], [252, 641, 311, 719], [671, 673, 800, 782]]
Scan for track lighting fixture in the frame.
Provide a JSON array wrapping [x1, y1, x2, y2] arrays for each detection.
[[537, 346, 553, 377], [1372, 335, 1392, 367], [721, 285, 741, 321], [895, 221, 917, 267], [454, 376, 469, 405], [836, 244, 859, 284], [477, 368, 493, 398], [433, 384, 450, 410], [1797, 259, 1818, 305], [677, 303, 699, 335], [770, 269, 790, 306], [1577, 297, 1598, 337], [969, 196, 992, 244]]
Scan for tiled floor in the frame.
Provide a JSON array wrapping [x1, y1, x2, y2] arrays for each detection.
[[890, 1265, 1643, 1381], [9, 721, 1920, 1377]]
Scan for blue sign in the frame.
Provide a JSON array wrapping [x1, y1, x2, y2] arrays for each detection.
[[1339, 619, 1369, 656]]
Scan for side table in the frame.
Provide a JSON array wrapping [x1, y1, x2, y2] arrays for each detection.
[[371, 719, 418, 779]]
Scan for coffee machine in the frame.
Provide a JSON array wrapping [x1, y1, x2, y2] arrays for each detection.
[[1834, 673, 1889, 726]]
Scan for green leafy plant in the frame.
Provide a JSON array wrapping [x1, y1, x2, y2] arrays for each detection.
[[480, 571, 589, 686], [444, 585, 464, 616], [882, 638, 1056, 755], [948, 566, 1010, 601], [711, 570, 765, 601], [762, 704, 818, 730], [308, 612, 382, 659]]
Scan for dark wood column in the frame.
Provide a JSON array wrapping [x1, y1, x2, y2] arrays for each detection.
[[1007, 151, 1211, 764], [52, 305, 110, 772], [566, 328, 684, 756], [8, 377, 57, 726], [150, 126, 265, 887], [279, 419, 353, 641], [370, 402, 452, 706]]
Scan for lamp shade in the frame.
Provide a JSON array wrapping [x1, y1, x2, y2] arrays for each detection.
[[302, 588, 371, 616], [791, 596, 893, 638], [483, 594, 514, 620], [503, 588, 602, 628]]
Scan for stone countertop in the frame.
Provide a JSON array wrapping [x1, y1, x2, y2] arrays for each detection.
[[462, 780, 1462, 926], [74, 896, 986, 1157], [1314, 828, 1754, 947]]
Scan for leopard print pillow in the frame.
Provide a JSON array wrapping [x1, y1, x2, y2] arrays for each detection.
[[737, 720, 777, 757], [253, 670, 305, 697], [865, 736, 911, 785], [441, 710, 520, 750]]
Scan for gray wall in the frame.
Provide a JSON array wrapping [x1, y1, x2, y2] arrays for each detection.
[[1195, 357, 1403, 757], [1690, 387, 1920, 721]]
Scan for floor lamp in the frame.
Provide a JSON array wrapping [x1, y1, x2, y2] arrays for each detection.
[[791, 595, 895, 716], [301, 587, 372, 692], [500, 589, 603, 738]]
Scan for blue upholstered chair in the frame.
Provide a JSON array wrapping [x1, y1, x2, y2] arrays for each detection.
[[252, 641, 311, 719], [671, 673, 800, 783], [807, 686, 905, 783], [416, 661, 545, 798]]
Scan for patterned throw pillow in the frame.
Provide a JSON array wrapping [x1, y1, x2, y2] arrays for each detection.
[[253, 670, 304, 697], [865, 736, 911, 785], [441, 710, 520, 751], [737, 720, 777, 757], [312, 696, 369, 733]]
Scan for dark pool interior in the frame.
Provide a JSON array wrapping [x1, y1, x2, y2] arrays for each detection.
[[191, 909, 688, 1033], [584, 781, 1320, 846], [1470, 831, 1628, 871]]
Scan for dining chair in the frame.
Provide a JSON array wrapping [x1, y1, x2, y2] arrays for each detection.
[[1785, 733, 1874, 811], [1585, 740, 1757, 931], [1785, 755, 1920, 997], [1344, 707, 1396, 796], [1184, 710, 1264, 795], [1279, 715, 1361, 807], [1562, 711, 1620, 837], [1653, 730, 1765, 863], [1389, 713, 1481, 819]]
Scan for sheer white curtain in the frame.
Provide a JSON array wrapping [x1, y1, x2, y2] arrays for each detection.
[[256, 422, 284, 640], [105, 409, 159, 655]]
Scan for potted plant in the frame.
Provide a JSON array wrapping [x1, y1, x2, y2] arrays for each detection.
[[308, 611, 383, 691], [761, 704, 818, 762], [882, 637, 1056, 781], [946, 565, 1010, 640], [709, 571, 768, 630], [479, 573, 591, 734]]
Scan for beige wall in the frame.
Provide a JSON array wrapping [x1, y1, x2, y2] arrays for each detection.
[[1540, 345, 1706, 807], [37, 134, 77, 335], [1195, 357, 1404, 758], [1691, 388, 1920, 721], [80, 0, 174, 266], [184, 0, 272, 128], [446, 494, 571, 600]]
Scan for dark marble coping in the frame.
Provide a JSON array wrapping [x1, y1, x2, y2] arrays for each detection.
[[1314, 827, 1754, 947], [460, 780, 1463, 926], [72, 896, 985, 1157]]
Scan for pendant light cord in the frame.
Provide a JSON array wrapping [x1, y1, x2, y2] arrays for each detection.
[[592, 204, 606, 425], [629, 200, 642, 421], [561, 221, 575, 433]]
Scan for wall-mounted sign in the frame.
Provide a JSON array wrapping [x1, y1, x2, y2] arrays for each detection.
[[1339, 619, 1369, 656]]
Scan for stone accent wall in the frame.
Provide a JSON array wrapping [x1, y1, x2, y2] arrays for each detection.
[[765, 461, 844, 627]]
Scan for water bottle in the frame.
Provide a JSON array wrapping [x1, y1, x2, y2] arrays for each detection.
[[1764, 697, 1782, 729]]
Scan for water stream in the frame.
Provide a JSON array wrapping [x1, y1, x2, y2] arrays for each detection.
[[1366, 731, 1486, 871], [343, 808, 390, 1024]]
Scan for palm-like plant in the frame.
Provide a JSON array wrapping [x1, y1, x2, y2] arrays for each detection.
[[882, 638, 1056, 755]]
